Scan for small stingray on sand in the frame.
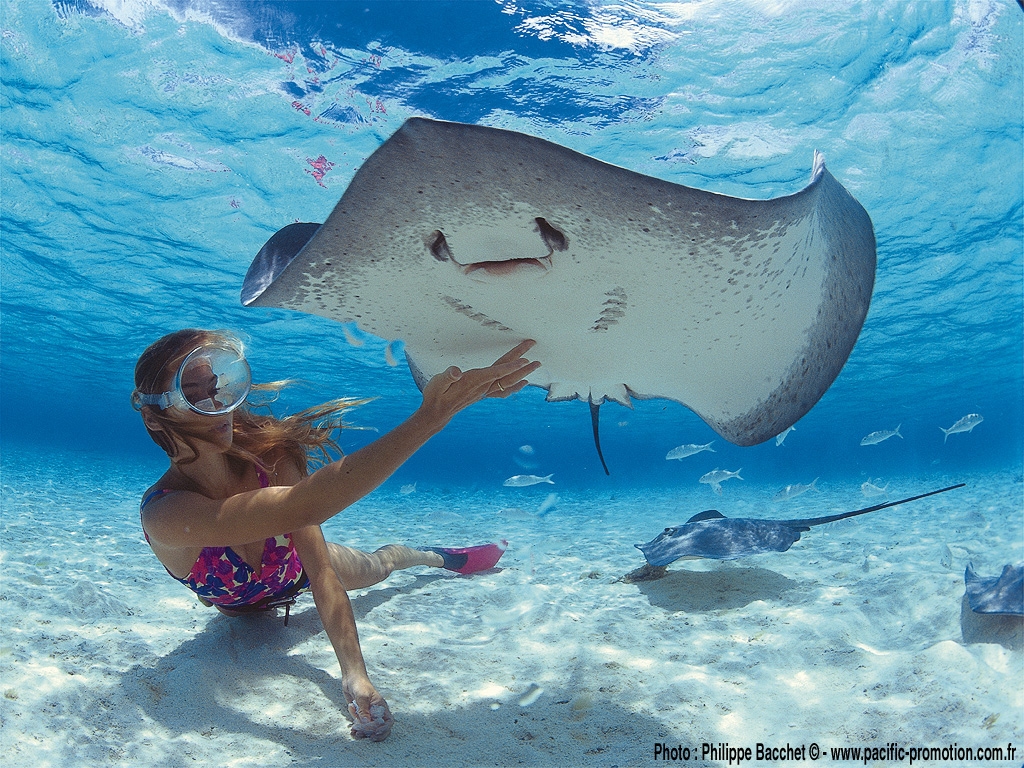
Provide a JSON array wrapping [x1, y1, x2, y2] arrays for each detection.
[[623, 484, 965, 581], [964, 562, 1023, 615]]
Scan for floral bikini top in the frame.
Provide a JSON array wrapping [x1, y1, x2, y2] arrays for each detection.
[[140, 465, 308, 612]]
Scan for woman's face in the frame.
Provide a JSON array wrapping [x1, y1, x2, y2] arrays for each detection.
[[156, 353, 236, 454], [176, 408, 235, 453]]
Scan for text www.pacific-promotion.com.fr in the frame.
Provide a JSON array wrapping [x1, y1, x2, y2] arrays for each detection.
[[651, 741, 1018, 764]]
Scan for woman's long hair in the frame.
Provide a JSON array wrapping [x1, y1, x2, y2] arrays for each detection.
[[132, 329, 368, 475]]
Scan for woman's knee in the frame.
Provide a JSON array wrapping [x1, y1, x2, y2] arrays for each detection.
[[327, 542, 391, 587]]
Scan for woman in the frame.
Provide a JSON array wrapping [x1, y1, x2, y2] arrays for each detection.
[[132, 329, 539, 742]]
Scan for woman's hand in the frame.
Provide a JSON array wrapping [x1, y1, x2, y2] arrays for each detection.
[[418, 340, 540, 426], [344, 674, 394, 742]]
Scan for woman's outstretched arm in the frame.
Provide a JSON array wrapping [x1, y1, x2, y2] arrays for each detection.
[[143, 341, 539, 548]]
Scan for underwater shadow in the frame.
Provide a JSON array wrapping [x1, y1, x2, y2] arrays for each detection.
[[959, 595, 1023, 651], [347, 568, 504, 619], [348, 571, 448, 619], [54, 581, 694, 768], [51, 573, 444, 766], [636, 565, 801, 613]]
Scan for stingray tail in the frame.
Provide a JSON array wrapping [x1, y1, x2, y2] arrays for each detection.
[[789, 483, 966, 527], [589, 399, 611, 475]]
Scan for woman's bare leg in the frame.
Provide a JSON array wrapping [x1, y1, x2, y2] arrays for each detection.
[[327, 543, 443, 590]]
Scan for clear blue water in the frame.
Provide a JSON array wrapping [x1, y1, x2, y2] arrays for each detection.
[[2, 4, 1023, 764], [1, 0, 1022, 490]]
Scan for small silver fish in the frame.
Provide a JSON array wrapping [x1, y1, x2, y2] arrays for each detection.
[[939, 544, 953, 570], [860, 424, 902, 446], [775, 425, 796, 446], [773, 478, 818, 501], [940, 413, 983, 443], [665, 441, 715, 460], [699, 468, 742, 495], [399, 483, 416, 495], [499, 507, 535, 520], [503, 473, 554, 487], [536, 492, 559, 516], [860, 478, 889, 497]]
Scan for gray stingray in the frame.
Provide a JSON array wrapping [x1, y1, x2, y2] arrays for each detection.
[[242, 118, 876, 468], [636, 484, 965, 567], [964, 562, 1024, 615]]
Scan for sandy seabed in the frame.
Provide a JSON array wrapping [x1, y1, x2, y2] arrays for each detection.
[[1, 446, 1021, 767]]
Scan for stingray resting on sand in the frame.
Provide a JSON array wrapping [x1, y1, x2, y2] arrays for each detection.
[[243, 118, 876, 471], [626, 484, 965, 580], [964, 562, 1024, 615]]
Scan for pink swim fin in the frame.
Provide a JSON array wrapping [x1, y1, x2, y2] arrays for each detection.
[[424, 540, 508, 574]]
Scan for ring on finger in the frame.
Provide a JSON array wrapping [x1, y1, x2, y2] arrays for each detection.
[[496, 381, 505, 392]]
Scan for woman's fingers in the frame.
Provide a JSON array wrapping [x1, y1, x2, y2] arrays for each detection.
[[461, 358, 539, 398], [477, 356, 539, 383], [488, 376, 531, 399], [491, 339, 536, 366], [348, 697, 393, 741], [419, 341, 540, 420], [486, 353, 540, 398], [436, 351, 538, 395]]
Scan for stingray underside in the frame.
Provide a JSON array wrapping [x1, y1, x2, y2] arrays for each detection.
[[242, 117, 876, 446]]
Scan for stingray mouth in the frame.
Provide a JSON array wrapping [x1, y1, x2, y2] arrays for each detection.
[[427, 217, 566, 281], [454, 254, 552, 278]]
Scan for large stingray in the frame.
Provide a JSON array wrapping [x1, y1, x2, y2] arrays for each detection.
[[242, 118, 875, 464], [635, 484, 965, 568]]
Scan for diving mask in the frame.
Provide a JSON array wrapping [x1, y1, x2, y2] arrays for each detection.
[[136, 341, 252, 416]]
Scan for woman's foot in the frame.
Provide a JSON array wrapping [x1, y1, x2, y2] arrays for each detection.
[[421, 541, 508, 574]]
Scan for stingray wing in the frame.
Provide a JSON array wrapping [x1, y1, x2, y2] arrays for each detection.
[[243, 118, 875, 446]]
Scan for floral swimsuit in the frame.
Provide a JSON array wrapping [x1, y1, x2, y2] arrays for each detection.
[[140, 465, 309, 618]]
